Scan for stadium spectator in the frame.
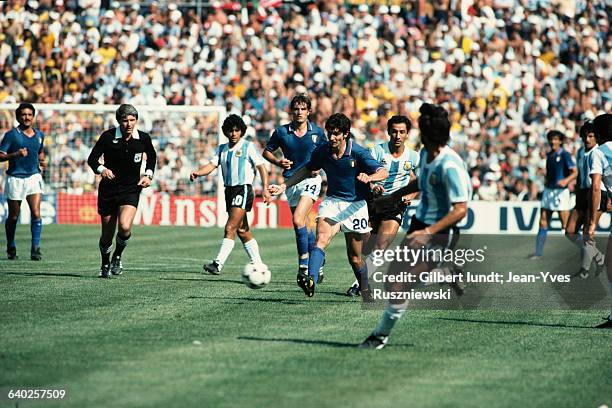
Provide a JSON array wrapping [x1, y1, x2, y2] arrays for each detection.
[[0, 0, 609, 199]]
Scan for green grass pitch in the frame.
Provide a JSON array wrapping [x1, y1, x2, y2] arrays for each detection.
[[0, 225, 611, 407]]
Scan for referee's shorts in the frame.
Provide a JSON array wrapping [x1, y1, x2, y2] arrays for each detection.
[[98, 187, 141, 216]]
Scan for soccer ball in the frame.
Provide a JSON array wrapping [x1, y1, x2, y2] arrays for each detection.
[[242, 263, 271, 289]]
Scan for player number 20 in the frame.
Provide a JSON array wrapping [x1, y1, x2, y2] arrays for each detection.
[[352, 218, 368, 230]]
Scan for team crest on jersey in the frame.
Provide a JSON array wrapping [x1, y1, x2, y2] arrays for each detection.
[[381, 159, 387, 166], [429, 173, 438, 186], [312, 134, 317, 144], [404, 161, 412, 171], [235, 150, 243, 158], [134, 153, 142, 163], [350, 159, 355, 167]]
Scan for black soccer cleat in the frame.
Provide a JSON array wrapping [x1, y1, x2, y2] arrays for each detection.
[[317, 259, 326, 284], [594, 316, 612, 329], [346, 282, 361, 297], [110, 257, 123, 275], [30, 247, 42, 261], [203, 261, 221, 275], [358, 333, 389, 349], [297, 272, 315, 297], [98, 264, 111, 279], [7, 247, 17, 260]]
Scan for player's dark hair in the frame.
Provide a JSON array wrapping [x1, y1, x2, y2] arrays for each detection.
[[116, 104, 139, 121], [593, 113, 612, 143], [387, 115, 412, 134], [290, 93, 312, 111], [546, 130, 565, 142], [325, 113, 351, 138], [579, 121, 594, 141], [418, 103, 450, 147], [16, 103, 35, 116], [222, 114, 247, 136]]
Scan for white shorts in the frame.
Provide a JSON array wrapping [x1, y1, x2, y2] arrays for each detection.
[[541, 188, 571, 211], [317, 197, 371, 233], [285, 175, 322, 208], [5, 174, 44, 201]]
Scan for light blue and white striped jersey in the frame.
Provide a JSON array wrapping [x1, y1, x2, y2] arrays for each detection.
[[589, 142, 612, 198], [577, 145, 601, 189], [370, 142, 419, 195], [416, 146, 472, 224], [213, 139, 266, 186]]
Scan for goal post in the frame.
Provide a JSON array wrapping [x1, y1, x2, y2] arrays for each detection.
[[0, 103, 227, 227]]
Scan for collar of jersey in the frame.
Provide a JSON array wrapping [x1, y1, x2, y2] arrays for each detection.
[[288, 121, 312, 134], [423, 145, 449, 167], [228, 138, 245, 151], [115, 127, 140, 140], [15, 126, 38, 137], [332, 139, 352, 158]]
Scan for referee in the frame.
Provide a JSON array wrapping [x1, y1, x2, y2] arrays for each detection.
[[87, 104, 157, 278]]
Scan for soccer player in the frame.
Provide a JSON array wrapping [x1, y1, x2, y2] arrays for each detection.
[[269, 113, 388, 297], [346, 115, 419, 297], [0, 103, 47, 261], [263, 94, 326, 282], [190, 114, 270, 274], [568, 121, 605, 278], [359, 103, 471, 349], [87, 104, 157, 278], [585, 113, 612, 329], [530, 130, 577, 259]]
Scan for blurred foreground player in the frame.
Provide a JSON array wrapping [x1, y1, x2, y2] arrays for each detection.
[[359, 103, 471, 349], [87, 104, 157, 278], [585, 113, 612, 328], [0, 103, 47, 260], [190, 114, 270, 274]]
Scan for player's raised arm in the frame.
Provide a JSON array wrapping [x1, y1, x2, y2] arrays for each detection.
[[263, 130, 293, 169], [0, 132, 27, 161]]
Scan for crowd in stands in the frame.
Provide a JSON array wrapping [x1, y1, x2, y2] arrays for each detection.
[[0, 0, 610, 201]]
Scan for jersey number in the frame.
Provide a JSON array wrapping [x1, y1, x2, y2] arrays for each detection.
[[231, 195, 244, 206], [303, 184, 317, 194], [352, 218, 368, 230]]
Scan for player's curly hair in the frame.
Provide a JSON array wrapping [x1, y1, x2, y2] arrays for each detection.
[[593, 113, 612, 143], [418, 103, 450, 147], [579, 121, 594, 141], [222, 114, 247, 136], [546, 130, 565, 142], [290, 93, 312, 111], [387, 115, 412, 134], [116, 104, 139, 121], [325, 113, 351, 138], [16, 102, 35, 116]]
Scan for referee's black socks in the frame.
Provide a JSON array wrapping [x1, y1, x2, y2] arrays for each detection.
[[99, 240, 112, 266], [113, 233, 131, 260]]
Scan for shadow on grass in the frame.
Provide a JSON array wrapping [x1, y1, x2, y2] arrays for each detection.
[[435, 316, 595, 329], [160, 277, 244, 285], [187, 295, 353, 304], [3, 271, 93, 279], [238, 336, 413, 349]]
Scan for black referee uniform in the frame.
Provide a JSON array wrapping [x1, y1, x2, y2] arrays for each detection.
[[87, 127, 157, 215]]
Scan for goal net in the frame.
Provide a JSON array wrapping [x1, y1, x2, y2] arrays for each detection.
[[0, 103, 232, 227]]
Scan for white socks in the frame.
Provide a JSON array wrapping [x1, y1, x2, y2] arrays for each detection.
[[215, 238, 235, 269], [243, 239, 262, 265]]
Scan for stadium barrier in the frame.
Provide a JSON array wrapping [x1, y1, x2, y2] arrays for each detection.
[[1, 194, 610, 234]]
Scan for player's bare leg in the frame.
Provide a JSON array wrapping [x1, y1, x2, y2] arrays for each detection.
[[204, 207, 245, 275], [237, 214, 263, 265], [5, 200, 22, 259]]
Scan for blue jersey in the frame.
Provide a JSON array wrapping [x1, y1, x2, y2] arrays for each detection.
[[265, 121, 326, 178], [213, 139, 265, 186], [0, 127, 44, 178], [307, 139, 383, 202], [370, 142, 419, 195], [416, 147, 471, 225], [545, 148, 575, 189]]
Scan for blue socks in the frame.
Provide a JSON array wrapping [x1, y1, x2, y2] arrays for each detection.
[[308, 247, 325, 284], [308, 229, 316, 252], [535, 228, 547, 256], [5, 218, 17, 249], [31, 218, 42, 248], [294, 226, 309, 268], [352, 263, 368, 289]]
